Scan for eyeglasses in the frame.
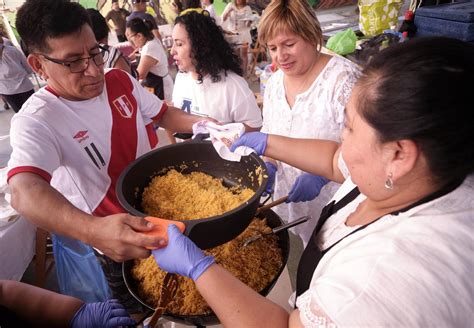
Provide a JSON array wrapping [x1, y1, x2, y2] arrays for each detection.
[[39, 45, 109, 73]]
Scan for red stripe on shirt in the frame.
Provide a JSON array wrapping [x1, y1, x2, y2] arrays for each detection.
[[145, 123, 158, 149], [45, 86, 59, 97], [152, 102, 168, 122], [7, 166, 52, 183], [93, 69, 139, 216]]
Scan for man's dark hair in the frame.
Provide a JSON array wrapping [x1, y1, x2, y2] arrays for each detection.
[[86, 8, 109, 42], [16, 0, 92, 54], [357, 36, 474, 185], [175, 12, 242, 83]]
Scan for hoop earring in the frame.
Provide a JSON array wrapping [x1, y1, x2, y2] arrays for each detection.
[[384, 172, 393, 190]]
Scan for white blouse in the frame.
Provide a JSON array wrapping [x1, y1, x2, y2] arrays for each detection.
[[296, 175, 474, 327], [261, 56, 360, 245]]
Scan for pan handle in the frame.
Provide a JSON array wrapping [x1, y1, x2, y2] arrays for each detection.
[[256, 195, 288, 214], [271, 215, 312, 234]]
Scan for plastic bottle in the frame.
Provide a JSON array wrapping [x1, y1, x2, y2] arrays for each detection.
[[398, 10, 417, 39]]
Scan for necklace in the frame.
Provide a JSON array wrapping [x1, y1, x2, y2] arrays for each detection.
[[283, 54, 322, 107]]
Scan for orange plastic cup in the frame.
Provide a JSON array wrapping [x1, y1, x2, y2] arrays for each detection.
[[142, 216, 186, 250]]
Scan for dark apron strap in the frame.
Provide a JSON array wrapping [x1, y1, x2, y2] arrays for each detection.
[[142, 71, 164, 100], [295, 187, 360, 299]]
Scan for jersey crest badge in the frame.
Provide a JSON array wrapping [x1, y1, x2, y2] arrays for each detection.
[[113, 95, 134, 118], [73, 130, 89, 143]]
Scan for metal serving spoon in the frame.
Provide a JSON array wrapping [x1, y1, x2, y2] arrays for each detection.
[[241, 215, 312, 247]]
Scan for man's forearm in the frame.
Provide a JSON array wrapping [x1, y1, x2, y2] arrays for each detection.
[[9, 172, 96, 244], [158, 106, 202, 133]]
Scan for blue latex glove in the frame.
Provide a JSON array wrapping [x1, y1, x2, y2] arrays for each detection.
[[70, 299, 136, 328], [229, 132, 268, 156], [152, 225, 215, 281], [286, 173, 330, 203], [263, 162, 277, 196]]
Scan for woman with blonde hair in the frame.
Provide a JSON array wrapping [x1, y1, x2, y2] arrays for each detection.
[[255, 0, 360, 247]]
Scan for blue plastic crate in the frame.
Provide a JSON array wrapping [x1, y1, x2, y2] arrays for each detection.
[[415, 1, 474, 41]]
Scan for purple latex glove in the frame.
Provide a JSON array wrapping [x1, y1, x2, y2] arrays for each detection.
[[229, 132, 268, 156], [69, 299, 136, 328], [152, 225, 215, 281], [263, 162, 277, 196], [286, 173, 330, 203]]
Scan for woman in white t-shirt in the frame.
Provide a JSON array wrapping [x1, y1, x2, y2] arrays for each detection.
[[201, 0, 217, 20], [170, 11, 262, 131], [125, 18, 173, 101], [153, 36, 474, 327], [221, 0, 252, 45]]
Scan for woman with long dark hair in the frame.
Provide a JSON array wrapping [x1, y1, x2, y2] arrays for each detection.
[[170, 11, 262, 131]]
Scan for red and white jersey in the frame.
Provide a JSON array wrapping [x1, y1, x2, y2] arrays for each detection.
[[7, 69, 167, 216]]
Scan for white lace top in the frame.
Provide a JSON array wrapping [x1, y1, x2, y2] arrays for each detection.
[[295, 175, 474, 327], [261, 56, 360, 245]]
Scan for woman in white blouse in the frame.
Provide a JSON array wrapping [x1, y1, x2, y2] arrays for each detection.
[[153, 36, 474, 327], [257, 0, 360, 246], [125, 18, 173, 101]]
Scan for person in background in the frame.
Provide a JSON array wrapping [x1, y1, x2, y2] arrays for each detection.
[[256, 0, 360, 246], [202, 0, 216, 19], [171, 11, 262, 131], [126, 18, 173, 101], [0, 280, 135, 327], [153, 36, 474, 327], [87, 8, 133, 75], [221, 0, 253, 75], [10, 0, 207, 314], [179, 0, 206, 15], [0, 37, 35, 113], [127, 0, 162, 41], [105, 0, 130, 43]]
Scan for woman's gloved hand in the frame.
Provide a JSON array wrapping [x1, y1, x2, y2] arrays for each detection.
[[230, 132, 268, 156], [152, 225, 215, 281], [286, 173, 330, 203], [263, 162, 277, 196], [69, 299, 136, 328]]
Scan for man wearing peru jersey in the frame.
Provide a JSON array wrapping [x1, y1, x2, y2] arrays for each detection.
[[8, 0, 206, 313]]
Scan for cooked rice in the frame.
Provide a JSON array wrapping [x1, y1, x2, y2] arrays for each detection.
[[142, 169, 255, 220], [131, 218, 283, 315]]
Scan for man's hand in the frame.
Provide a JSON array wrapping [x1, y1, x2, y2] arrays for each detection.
[[88, 213, 165, 262], [286, 173, 330, 203]]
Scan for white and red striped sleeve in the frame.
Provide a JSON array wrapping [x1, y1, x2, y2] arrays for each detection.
[[7, 114, 60, 183]]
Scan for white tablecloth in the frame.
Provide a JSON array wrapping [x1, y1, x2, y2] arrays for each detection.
[[0, 217, 36, 280]]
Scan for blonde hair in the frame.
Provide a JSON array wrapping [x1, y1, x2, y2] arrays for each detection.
[[258, 0, 322, 50]]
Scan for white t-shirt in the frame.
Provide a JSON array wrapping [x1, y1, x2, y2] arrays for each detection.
[[296, 175, 474, 327], [261, 56, 360, 245], [172, 70, 262, 128], [221, 3, 252, 45], [204, 4, 216, 19], [0, 44, 34, 95], [140, 38, 173, 101], [7, 69, 165, 216]]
